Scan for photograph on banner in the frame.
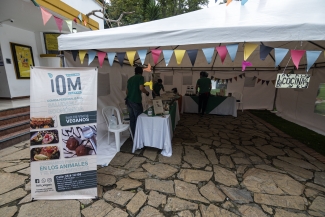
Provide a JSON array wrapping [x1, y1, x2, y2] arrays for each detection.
[[31, 146, 60, 161], [314, 83, 325, 116], [62, 125, 97, 158], [30, 116, 57, 129], [30, 130, 59, 146]]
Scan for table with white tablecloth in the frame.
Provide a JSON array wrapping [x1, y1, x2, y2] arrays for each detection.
[[182, 96, 237, 117], [133, 102, 180, 157]]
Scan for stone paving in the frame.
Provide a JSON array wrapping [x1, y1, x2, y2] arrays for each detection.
[[1, 112, 325, 217]]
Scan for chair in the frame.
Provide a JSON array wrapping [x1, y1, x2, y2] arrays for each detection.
[[233, 92, 243, 112], [118, 102, 133, 141], [102, 106, 131, 152]]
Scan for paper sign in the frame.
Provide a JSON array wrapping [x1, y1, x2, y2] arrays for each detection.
[[275, 73, 310, 88], [152, 99, 164, 114]]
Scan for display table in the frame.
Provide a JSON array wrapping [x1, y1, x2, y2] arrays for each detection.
[[133, 102, 180, 157], [182, 96, 237, 117]]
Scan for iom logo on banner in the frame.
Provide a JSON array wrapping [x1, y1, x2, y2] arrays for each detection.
[[49, 73, 82, 95], [275, 73, 311, 89]]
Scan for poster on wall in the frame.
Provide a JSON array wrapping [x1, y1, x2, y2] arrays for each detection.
[[275, 73, 310, 88], [314, 83, 325, 116], [30, 67, 98, 200]]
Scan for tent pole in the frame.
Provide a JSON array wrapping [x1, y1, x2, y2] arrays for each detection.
[[273, 88, 278, 111]]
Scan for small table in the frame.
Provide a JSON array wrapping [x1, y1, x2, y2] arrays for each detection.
[[133, 102, 180, 157], [182, 96, 237, 117]]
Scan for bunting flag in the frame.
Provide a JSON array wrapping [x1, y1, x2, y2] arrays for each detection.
[[226, 79, 228, 83], [174, 50, 186, 65], [40, 7, 52, 25], [244, 43, 258, 61], [229, 78, 232, 83], [266, 81, 270, 86], [291, 50, 305, 69], [54, 16, 63, 32], [257, 79, 261, 83], [87, 50, 96, 65], [253, 76, 257, 80], [78, 50, 87, 64], [137, 50, 147, 65], [144, 80, 153, 90], [31, 0, 40, 7], [241, 0, 248, 5], [239, 74, 243, 79], [216, 46, 228, 64], [242, 61, 253, 71], [163, 50, 173, 66], [107, 52, 116, 66], [234, 76, 237, 81], [226, 0, 233, 6], [242, 73, 245, 77], [78, 13, 83, 22], [202, 48, 215, 64], [271, 80, 276, 85], [126, 51, 136, 66], [65, 20, 73, 33], [117, 52, 126, 67], [306, 51, 321, 72], [151, 49, 162, 65], [187, 49, 198, 66], [260, 45, 273, 61], [97, 52, 106, 68], [143, 63, 152, 72], [262, 80, 265, 85], [73, 18, 78, 23], [274, 48, 289, 67], [83, 20, 87, 26], [71, 50, 78, 62], [226, 44, 239, 62]]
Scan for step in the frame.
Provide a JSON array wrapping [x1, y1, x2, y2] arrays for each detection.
[[0, 111, 30, 126], [0, 106, 30, 117], [0, 129, 30, 150], [0, 120, 30, 137]]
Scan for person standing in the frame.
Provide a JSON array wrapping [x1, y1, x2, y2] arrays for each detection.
[[152, 79, 165, 98], [196, 71, 211, 115], [126, 66, 149, 137]]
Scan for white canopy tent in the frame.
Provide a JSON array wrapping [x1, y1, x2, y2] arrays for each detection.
[[58, 0, 325, 158]]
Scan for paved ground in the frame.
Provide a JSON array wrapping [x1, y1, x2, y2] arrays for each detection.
[[1, 112, 325, 217]]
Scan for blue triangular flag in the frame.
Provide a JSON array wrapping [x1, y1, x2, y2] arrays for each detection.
[[78, 13, 82, 22], [87, 50, 96, 65], [107, 52, 116, 66], [241, 0, 248, 5], [306, 51, 321, 72], [71, 50, 78, 62], [202, 48, 214, 64], [274, 48, 289, 67], [260, 45, 273, 61], [226, 44, 239, 62], [187, 49, 198, 66], [117, 52, 126, 67], [162, 50, 173, 66], [137, 50, 147, 65]]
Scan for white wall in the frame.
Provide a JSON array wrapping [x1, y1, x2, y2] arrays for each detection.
[[61, 0, 104, 30], [0, 24, 40, 98]]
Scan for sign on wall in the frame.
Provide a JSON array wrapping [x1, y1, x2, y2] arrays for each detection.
[[275, 73, 311, 88], [30, 67, 98, 200]]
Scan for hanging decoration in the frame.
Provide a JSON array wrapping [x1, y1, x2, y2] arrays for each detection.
[[244, 43, 258, 61], [87, 50, 96, 65], [241, 0, 249, 5], [163, 50, 173, 66], [202, 48, 215, 64], [291, 50, 305, 69], [143, 63, 152, 72], [65, 20, 73, 33], [97, 52, 106, 68], [126, 51, 136, 66], [226, 0, 233, 6], [187, 49, 198, 66], [54, 16, 63, 32], [226, 44, 239, 62], [71, 50, 78, 62], [174, 50, 186, 65], [306, 51, 321, 72], [242, 61, 253, 71], [40, 7, 52, 25], [137, 50, 147, 65], [73, 18, 78, 23], [117, 52, 126, 67], [151, 49, 162, 65], [274, 48, 289, 67], [260, 45, 273, 61], [144, 80, 153, 90], [78, 13, 83, 22], [107, 52, 116, 66], [78, 50, 87, 64], [216, 46, 228, 64]]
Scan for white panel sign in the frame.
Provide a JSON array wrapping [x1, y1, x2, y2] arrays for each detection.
[[275, 73, 311, 88], [30, 67, 98, 200]]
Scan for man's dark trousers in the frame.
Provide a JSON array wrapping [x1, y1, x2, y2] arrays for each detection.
[[198, 93, 209, 115], [126, 100, 143, 137]]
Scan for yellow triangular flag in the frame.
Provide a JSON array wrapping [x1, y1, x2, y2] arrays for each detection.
[[174, 50, 186, 65], [244, 43, 258, 61], [79, 50, 87, 64], [226, 0, 233, 6], [144, 80, 153, 90], [126, 51, 136, 66]]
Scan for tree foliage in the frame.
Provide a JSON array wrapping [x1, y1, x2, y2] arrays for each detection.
[[105, 0, 209, 28]]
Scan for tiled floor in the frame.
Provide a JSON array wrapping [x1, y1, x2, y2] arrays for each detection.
[[0, 98, 30, 111]]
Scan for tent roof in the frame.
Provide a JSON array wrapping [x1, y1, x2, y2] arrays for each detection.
[[58, 0, 325, 51]]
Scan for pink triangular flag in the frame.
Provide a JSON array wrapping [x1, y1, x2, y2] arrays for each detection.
[[151, 49, 162, 65], [242, 61, 253, 71], [40, 7, 52, 25], [291, 50, 305, 69], [216, 46, 228, 64], [54, 16, 63, 32], [97, 52, 106, 68]]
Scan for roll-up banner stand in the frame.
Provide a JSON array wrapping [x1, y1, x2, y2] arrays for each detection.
[[30, 67, 98, 200]]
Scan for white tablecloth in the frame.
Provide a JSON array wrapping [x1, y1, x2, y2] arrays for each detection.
[[182, 96, 237, 117], [133, 102, 180, 157]]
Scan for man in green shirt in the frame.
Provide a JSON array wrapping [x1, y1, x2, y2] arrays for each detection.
[[196, 71, 211, 115], [152, 79, 165, 98], [126, 67, 149, 137]]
